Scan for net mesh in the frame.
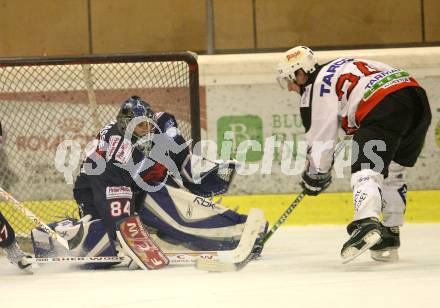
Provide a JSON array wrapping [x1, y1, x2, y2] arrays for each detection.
[[0, 53, 199, 237]]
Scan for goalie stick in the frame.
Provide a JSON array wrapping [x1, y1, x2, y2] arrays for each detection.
[[22, 210, 265, 269], [23, 251, 222, 266], [209, 192, 306, 272], [195, 207, 266, 272], [0, 187, 83, 250]]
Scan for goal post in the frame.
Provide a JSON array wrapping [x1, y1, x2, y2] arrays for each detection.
[[0, 52, 200, 237]]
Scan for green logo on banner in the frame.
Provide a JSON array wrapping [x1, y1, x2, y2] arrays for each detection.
[[217, 115, 263, 161]]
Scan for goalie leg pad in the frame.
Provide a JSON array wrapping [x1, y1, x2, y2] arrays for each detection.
[[31, 217, 119, 269], [139, 185, 249, 251], [117, 216, 169, 270]]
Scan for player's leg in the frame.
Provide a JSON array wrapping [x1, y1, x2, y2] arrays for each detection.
[[75, 178, 134, 241], [74, 183, 169, 270], [370, 87, 432, 262], [73, 185, 136, 268], [342, 89, 416, 263], [0, 210, 16, 248], [370, 162, 405, 261], [73, 187, 101, 219], [31, 215, 128, 269], [341, 167, 384, 263], [0, 211, 31, 270]]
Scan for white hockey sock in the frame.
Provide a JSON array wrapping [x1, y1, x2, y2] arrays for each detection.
[[351, 169, 384, 221], [382, 162, 406, 227]]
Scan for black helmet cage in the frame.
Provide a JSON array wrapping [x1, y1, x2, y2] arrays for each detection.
[[116, 96, 156, 136]]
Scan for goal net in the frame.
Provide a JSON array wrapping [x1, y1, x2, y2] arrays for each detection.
[[0, 52, 200, 238]]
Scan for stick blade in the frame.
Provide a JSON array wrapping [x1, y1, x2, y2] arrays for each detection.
[[195, 208, 265, 272]]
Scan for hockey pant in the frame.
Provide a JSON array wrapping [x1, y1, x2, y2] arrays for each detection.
[[73, 184, 134, 241], [0, 210, 15, 248]]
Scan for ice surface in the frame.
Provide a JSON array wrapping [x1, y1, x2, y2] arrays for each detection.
[[1, 224, 439, 308]]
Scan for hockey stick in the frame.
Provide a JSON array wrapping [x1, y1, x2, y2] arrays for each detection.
[[25, 251, 222, 266], [260, 190, 306, 246], [260, 139, 347, 246], [195, 140, 349, 272], [195, 192, 306, 272], [0, 187, 83, 250], [194, 140, 351, 272]]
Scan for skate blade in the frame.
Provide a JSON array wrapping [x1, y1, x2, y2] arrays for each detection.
[[341, 231, 381, 264], [370, 248, 399, 262]]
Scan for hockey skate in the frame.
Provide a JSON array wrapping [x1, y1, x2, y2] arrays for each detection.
[[4, 241, 32, 272], [370, 226, 400, 262], [341, 218, 382, 264]]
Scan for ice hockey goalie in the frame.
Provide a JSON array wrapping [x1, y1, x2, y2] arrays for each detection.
[[31, 96, 268, 270]]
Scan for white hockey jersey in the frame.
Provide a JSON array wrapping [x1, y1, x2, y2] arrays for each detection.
[[300, 57, 420, 173]]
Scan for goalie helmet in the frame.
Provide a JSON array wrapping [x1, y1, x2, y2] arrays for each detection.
[[116, 96, 155, 135], [116, 96, 157, 153], [276, 46, 318, 88]]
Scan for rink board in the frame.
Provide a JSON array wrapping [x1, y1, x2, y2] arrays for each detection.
[[1, 190, 439, 236], [220, 190, 440, 225]]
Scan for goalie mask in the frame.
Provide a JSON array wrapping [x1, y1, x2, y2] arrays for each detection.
[[116, 96, 156, 153], [276, 46, 318, 89]]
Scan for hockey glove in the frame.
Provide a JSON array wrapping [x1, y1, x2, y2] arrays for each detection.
[[301, 170, 332, 196]]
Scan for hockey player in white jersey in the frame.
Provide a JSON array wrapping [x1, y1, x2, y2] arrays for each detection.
[[277, 46, 431, 263]]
